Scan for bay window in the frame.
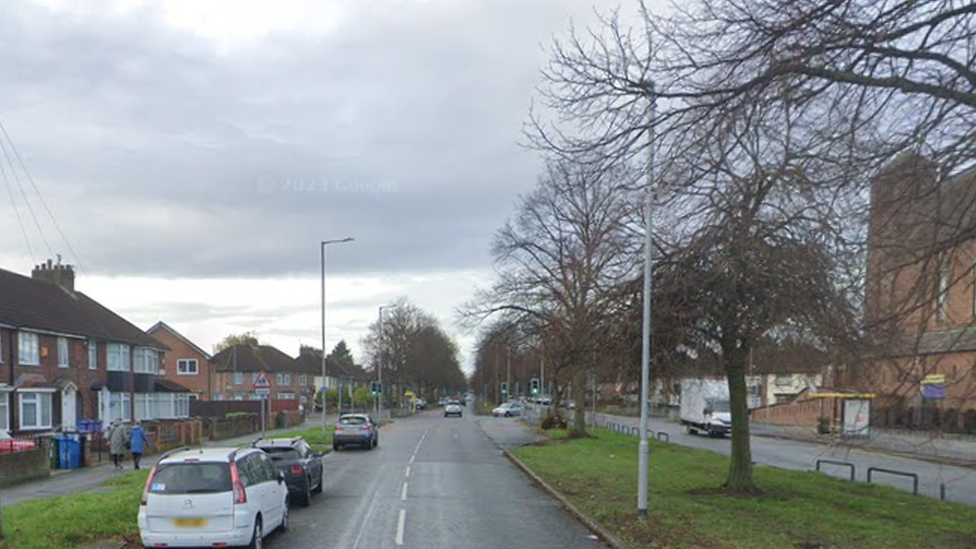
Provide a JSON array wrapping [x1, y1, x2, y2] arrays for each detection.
[[107, 343, 131, 372], [134, 348, 159, 374]]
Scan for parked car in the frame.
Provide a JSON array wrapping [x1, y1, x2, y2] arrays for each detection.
[[493, 403, 523, 417], [138, 447, 289, 548], [444, 401, 463, 418], [415, 398, 427, 410], [252, 437, 324, 507], [334, 414, 379, 450]]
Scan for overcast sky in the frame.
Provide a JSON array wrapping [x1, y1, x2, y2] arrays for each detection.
[[0, 0, 643, 369]]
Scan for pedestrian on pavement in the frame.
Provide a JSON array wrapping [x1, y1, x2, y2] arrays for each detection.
[[108, 419, 129, 469], [129, 421, 149, 470], [299, 403, 306, 423]]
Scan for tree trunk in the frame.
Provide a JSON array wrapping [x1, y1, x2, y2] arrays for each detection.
[[570, 371, 588, 438], [723, 342, 761, 494]]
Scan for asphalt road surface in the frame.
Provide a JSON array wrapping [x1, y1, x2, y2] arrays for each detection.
[[269, 409, 606, 549]]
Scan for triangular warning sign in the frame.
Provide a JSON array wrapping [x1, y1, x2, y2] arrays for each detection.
[[252, 370, 271, 389]]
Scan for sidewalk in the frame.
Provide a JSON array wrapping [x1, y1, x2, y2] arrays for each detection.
[[750, 422, 976, 467], [0, 416, 337, 508]]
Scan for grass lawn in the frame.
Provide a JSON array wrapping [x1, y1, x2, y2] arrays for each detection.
[[513, 429, 976, 549], [261, 426, 334, 452], [0, 469, 150, 549]]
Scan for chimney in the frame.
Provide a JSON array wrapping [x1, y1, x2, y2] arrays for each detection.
[[32, 258, 76, 293]]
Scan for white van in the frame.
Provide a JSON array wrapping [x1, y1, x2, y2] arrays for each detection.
[[138, 447, 289, 548]]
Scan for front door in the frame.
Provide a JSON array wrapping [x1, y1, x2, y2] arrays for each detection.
[[62, 386, 77, 430]]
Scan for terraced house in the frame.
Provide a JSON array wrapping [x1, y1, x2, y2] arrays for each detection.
[[211, 343, 308, 402], [0, 260, 192, 435]]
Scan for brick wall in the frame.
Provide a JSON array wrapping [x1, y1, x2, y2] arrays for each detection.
[[750, 397, 831, 427], [0, 444, 49, 486], [150, 327, 212, 400]]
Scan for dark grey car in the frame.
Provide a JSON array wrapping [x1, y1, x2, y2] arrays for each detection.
[[333, 414, 379, 450], [253, 437, 325, 507]]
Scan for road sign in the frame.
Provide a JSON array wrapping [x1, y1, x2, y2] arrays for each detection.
[[252, 371, 271, 390], [255, 388, 270, 397]]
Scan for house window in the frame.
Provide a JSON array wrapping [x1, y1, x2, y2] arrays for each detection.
[[276, 373, 284, 385], [283, 374, 291, 385], [108, 392, 131, 422], [177, 359, 199, 375], [234, 372, 244, 385], [19, 392, 53, 430], [775, 375, 792, 386], [58, 338, 69, 368], [88, 340, 97, 370], [0, 392, 9, 431], [300, 395, 308, 403], [937, 257, 950, 321], [107, 343, 131, 372], [135, 393, 154, 421], [278, 392, 295, 400], [133, 348, 159, 374], [299, 374, 307, 386], [18, 332, 40, 365]]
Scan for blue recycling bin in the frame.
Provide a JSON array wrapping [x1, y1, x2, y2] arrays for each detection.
[[58, 434, 82, 469]]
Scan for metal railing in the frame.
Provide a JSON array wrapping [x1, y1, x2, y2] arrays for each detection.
[[867, 467, 919, 495], [815, 459, 855, 482]]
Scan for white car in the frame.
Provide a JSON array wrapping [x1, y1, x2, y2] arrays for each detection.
[[493, 403, 523, 417], [139, 447, 289, 548], [444, 401, 463, 417]]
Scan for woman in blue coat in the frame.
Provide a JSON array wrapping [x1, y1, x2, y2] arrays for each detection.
[[129, 421, 149, 470]]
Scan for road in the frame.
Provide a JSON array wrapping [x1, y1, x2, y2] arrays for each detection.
[[551, 409, 976, 506], [272, 408, 606, 549]]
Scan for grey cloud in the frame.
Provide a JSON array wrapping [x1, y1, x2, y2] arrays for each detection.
[[0, 0, 620, 279]]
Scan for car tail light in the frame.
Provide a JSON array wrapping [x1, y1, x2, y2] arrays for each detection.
[[361, 424, 371, 430], [290, 465, 303, 475], [141, 464, 159, 506], [334, 424, 343, 431], [230, 462, 247, 505]]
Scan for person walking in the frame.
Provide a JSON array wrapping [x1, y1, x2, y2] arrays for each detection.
[[129, 421, 149, 470], [108, 419, 129, 470]]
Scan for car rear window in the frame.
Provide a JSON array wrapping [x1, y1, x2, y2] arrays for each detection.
[[339, 416, 367, 425], [259, 447, 300, 460], [149, 462, 231, 494]]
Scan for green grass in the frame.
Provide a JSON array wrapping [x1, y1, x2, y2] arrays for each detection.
[[1, 470, 150, 549], [513, 429, 976, 549], [260, 426, 334, 452]]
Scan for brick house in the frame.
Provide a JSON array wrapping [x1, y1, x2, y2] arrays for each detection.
[[0, 260, 192, 436], [294, 346, 366, 406], [147, 321, 213, 401], [863, 152, 976, 425], [211, 344, 309, 402]]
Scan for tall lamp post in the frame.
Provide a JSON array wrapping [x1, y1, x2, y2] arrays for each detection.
[[378, 304, 396, 418], [321, 237, 354, 437], [637, 82, 656, 521]]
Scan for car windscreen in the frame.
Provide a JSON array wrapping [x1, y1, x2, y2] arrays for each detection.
[[340, 416, 367, 425], [149, 462, 232, 495], [259, 447, 300, 460]]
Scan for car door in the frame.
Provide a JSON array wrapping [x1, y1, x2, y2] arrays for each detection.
[[256, 452, 285, 527], [300, 441, 322, 487]]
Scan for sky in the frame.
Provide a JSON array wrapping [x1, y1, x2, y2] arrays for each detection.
[[0, 0, 644, 369]]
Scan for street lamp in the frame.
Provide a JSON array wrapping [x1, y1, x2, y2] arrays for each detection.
[[378, 304, 396, 418], [637, 81, 656, 521], [321, 237, 354, 437]]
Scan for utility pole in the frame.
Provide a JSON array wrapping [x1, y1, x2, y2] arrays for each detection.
[[506, 347, 512, 402], [321, 237, 354, 437], [637, 81, 656, 521]]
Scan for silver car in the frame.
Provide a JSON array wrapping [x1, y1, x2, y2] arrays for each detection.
[[333, 414, 379, 451], [444, 401, 463, 417]]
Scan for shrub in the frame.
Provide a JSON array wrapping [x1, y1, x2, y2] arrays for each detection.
[[541, 408, 568, 430]]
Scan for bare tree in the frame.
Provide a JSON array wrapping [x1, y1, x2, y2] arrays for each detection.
[[462, 152, 642, 437]]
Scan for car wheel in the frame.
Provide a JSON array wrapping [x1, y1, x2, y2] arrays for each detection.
[[504, 412, 511, 417], [333, 442, 340, 451], [247, 516, 263, 549], [299, 480, 312, 507], [280, 501, 290, 531], [374, 436, 379, 448]]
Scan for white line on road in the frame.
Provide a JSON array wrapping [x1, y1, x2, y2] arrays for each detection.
[[401, 482, 409, 500], [351, 495, 379, 549], [404, 466, 411, 478], [409, 454, 415, 464], [395, 509, 406, 546]]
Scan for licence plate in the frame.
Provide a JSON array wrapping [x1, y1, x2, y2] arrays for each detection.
[[174, 518, 208, 527]]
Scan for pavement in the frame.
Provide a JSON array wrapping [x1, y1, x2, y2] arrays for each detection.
[[533, 408, 976, 506], [0, 415, 340, 508]]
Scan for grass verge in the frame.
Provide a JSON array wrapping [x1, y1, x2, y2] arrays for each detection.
[[262, 426, 334, 452], [0, 469, 150, 549], [512, 428, 976, 549]]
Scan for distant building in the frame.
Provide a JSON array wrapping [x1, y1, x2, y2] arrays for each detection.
[[147, 321, 213, 401]]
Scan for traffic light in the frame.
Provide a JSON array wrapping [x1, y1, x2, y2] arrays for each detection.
[[500, 382, 508, 396], [370, 381, 381, 396], [530, 378, 540, 396]]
